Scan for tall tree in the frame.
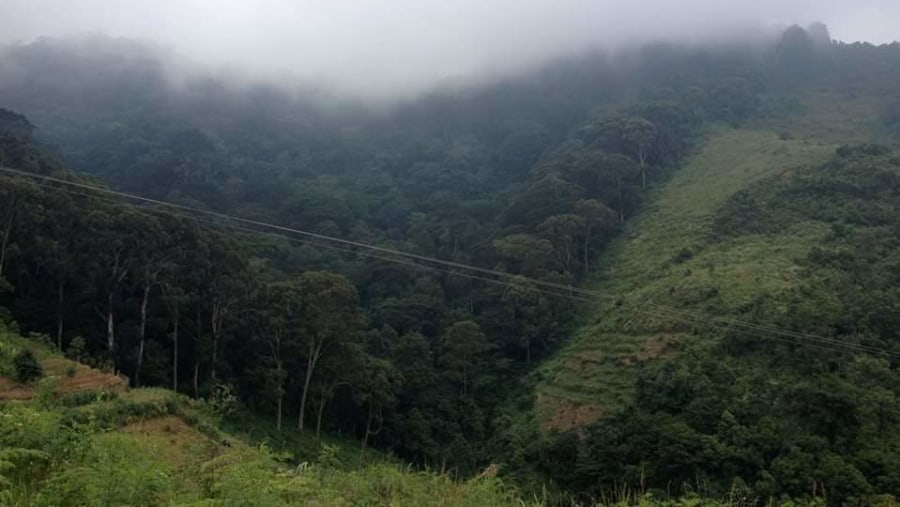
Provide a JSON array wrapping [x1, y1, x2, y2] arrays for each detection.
[[131, 213, 170, 387], [262, 280, 303, 431], [439, 321, 492, 397], [33, 185, 83, 351], [296, 271, 362, 431], [502, 276, 554, 364], [200, 233, 250, 382], [0, 177, 40, 280], [356, 355, 401, 450], [159, 220, 201, 394], [621, 117, 657, 189], [537, 214, 584, 276], [574, 199, 617, 272], [89, 207, 140, 372]]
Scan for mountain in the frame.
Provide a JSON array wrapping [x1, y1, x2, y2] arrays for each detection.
[[1, 24, 900, 505]]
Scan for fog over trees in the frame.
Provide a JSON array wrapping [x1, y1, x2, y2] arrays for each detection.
[[1, 3, 900, 505]]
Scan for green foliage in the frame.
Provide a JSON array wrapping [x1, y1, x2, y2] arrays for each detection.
[[1, 28, 900, 505], [208, 383, 238, 417], [540, 142, 900, 503], [34, 376, 60, 408], [57, 389, 118, 407], [65, 336, 86, 362], [13, 348, 43, 383], [36, 433, 174, 507]]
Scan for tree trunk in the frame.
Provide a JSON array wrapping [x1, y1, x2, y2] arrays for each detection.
[[106, 292, 116, 373], [525, 335, 531, 365], [298, 341, 321, 431], [194, 306, 201, 398], [275, 356, 284, 432], [315, 394, 327, 440], [172, 306, 179, 393], [56, 280, 65, 351], [617, 181, 625, 223], [362, 401, 373, 450], [210, 330, 219, 381], [210, 304, 223, 382], [583, 227, 591, 274], [638, 148, 647, 190], [193, 360, 200, 399], [276, 392, 283, 432], [135, 283, 151, 387], [462, 364, 468, 397], [362, 401, 383, 452], [0, 201, 15, 278]]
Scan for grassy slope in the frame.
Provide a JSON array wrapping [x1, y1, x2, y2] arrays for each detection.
[[534, 93, 888, 430], [0, 326, 527, 506]]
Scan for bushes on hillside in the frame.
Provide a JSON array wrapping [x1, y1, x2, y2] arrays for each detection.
[[13, 349, 42, 383]]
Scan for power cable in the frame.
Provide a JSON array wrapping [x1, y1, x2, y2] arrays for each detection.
[[6, 167, 899, 359]]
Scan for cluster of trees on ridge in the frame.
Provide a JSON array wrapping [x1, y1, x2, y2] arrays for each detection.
[[2, 23, 900, 503]]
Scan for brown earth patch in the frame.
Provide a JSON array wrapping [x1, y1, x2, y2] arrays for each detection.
[[0, 376, 33, 400], [779, 168, 797, 180], [635, 334, 677, 361], [537, 393, 603, 433], [120, 415, 218, 467], [618, 334, 678, 366], [0, 358, 126, 401]]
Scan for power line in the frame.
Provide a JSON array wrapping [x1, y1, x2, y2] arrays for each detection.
[[21, 175, 900, 358], [5, 166, 899, 359], [13, 169, 899, 358], [23, 178, 593, 306]]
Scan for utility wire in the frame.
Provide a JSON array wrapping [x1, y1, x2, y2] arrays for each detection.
[[6, 167, 899, 359], [23, 177, 900, 358], [24, 178, 593, 305], [38, 179, 876, 358]]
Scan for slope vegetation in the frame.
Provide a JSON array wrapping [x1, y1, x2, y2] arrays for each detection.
[[528, 90, 900, 501], [0, 326, 528, 506], [536, 127, 836, 429]]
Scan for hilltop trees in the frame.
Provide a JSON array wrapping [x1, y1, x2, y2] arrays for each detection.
[[0, 27, 818, 478]]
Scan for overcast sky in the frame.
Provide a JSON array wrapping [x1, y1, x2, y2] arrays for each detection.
[[2, 0, 899, 98]]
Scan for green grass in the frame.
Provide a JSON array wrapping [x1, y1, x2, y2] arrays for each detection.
[[0, 329, 537, 506], [754, 91, 892, 145], [534, 127, 837, 425], [221, 410, 390, 470]]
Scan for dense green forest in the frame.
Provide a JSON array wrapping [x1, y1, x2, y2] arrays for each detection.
[[2, 23, 900, 505]]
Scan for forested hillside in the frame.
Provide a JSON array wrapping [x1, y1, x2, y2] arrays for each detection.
[[2, 23, 900, 505]]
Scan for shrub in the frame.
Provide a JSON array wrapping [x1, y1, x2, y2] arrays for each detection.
[[58, 390, 118, 408], [13, 349, 43, 383], [208, 383, 238, 417], [35, 376, 60, 408], [65, 336, 86, 362], [672, 248, 693, 264]]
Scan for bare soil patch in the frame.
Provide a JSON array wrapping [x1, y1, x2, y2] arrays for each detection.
[[0, 358, 126, 401], [538, 393, 603, 433]]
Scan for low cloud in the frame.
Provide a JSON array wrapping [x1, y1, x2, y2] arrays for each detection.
[[1, 0, 898, 99]]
